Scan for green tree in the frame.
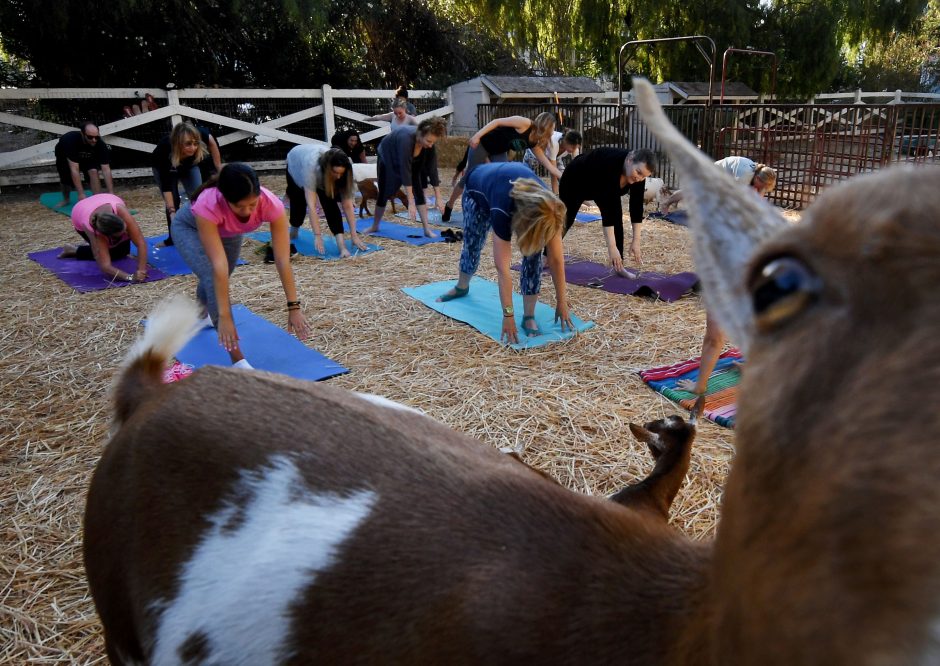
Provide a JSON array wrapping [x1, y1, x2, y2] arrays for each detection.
[[0, 0, 527, 88], [445, 0, 930, 97]]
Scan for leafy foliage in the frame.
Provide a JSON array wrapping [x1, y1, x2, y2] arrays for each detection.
[[0, 0, 527, 88], [0, 0, 933, 95], [448, 0, 932, 97]]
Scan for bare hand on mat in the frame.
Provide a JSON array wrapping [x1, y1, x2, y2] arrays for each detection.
[[217, 316, 240, 353], [555, 302, 575, 333], [287, 309, 310, 340], [501, 317, 519, 345]]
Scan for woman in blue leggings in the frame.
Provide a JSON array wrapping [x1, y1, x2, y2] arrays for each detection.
[[437, 162, 575, 344]]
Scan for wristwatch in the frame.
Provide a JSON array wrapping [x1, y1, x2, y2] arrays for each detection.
[[502, 305, 514, 317]]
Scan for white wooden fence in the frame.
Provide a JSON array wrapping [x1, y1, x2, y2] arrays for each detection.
[[0, 86, 453, 187]]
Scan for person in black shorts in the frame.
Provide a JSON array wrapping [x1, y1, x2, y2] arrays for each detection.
[[556, 147, 655, 272], [54, 122, 114, 206]]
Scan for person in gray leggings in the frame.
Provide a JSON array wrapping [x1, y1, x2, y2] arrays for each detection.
[[172, 163, 310, 369]]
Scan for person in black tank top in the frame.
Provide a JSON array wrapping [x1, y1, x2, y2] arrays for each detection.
[[442, 112, 561, 221]]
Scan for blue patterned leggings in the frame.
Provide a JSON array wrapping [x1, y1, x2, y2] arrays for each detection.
[[459, 194, 544, 295]]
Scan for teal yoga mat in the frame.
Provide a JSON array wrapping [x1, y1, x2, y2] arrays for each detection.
[[39, 191, 92, 216], [248, 229, 382, 260], [402, 277, 594, 350], [174, 305, 349, 381]]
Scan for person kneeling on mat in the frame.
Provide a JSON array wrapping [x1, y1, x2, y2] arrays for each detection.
[[436, 162, 576, 345], [172, 163, 310, 369], [59, 193, 149, 282]]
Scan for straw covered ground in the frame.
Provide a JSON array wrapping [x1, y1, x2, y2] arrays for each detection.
[[0, 170, 783, 663]]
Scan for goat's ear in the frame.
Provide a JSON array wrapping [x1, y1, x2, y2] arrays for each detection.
[[633, 78, 788, 355], [629, 423, 666, 458]]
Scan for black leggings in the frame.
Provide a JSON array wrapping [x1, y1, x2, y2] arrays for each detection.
[[558, 181, 625, 258], [73, 231, 131, 261], [286, 170, 345, 236], [376, 160, 426, 208]]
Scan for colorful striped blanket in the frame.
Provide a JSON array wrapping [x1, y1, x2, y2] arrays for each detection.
[[640, 349, 743, 428]]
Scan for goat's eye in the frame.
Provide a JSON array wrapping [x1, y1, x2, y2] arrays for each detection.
[[750, 257, 820, 330]]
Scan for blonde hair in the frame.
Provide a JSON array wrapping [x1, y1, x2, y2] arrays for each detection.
[[528, 112, 556, 148], [417, 116, 448, 140], [509, 178, 566, 256], [752, 164, 777, 192], [170, 122, 207, 168]]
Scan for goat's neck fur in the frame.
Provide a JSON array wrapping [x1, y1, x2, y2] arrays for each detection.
[[636, 77, 940, 663]]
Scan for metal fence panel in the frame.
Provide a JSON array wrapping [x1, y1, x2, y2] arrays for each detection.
[[479, 102, 939, 209]]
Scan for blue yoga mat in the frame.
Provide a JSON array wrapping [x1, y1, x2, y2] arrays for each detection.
[[175, 305, 349, 381], [247, 229, 382, 260], [39, 191, 92, 216], [574, 211, 602, 223], [131, 237, 247, 276], [347, 219, 444, 246], [395, 208, 464, 228], [402, 277, 595, 350]]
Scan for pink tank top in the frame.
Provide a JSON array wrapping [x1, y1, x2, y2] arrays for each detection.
[[70, 194, 129, 247]]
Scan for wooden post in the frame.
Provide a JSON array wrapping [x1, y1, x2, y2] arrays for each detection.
[[322, 84, 335, 141], [167, 85, 182, 127]]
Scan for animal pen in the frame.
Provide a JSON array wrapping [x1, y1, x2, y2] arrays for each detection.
[[479, 99, 940, 209]]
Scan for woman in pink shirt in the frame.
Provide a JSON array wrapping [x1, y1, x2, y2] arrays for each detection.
[[172, 163, 310, 368], [60, 193, 149, 282]]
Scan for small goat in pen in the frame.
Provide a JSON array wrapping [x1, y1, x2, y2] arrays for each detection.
[[84, 79, 940, 664]]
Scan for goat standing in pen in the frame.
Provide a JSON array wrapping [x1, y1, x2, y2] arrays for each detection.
[[83, 79, 940, 664]]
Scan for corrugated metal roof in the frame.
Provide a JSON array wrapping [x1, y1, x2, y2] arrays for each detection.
[[668, 81, 758, 98], [482, 75, 604, 95]]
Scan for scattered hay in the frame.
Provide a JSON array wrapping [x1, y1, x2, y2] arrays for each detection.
[[0, 171, 749, 662]]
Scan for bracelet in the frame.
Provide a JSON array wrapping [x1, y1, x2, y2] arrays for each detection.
[[286, 300, 301, 307], [287, 306, 301, 312]]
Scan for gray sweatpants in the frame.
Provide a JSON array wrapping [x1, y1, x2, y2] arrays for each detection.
[[171, 204, 243, 324]]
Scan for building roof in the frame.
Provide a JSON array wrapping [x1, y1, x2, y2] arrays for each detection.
[[664, 81, 759, 100], [481, 75, 604, 96]]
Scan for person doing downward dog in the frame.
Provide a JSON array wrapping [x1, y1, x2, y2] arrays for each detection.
[[60, 193, 149, 282], [523, 129, 583, 193], [556, 147, 655, 272], [442, 112, 561, 222], [284, 144, 368, 258], [151, 121, 223, 246], [670, 159, 777, 396], [171, 163, 310, 369], [365, 119, 447, 238], [437, 162, 576, 345], [54, 122, 114, 205], [659, 156, 776, 213]]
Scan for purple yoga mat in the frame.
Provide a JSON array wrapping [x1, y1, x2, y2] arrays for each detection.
[[28, 248, 168, 293], [513, 259, 698, 302], [563, 261, 698, 301]]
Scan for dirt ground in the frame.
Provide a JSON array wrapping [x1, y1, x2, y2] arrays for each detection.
[[1, 171, 746, 663]]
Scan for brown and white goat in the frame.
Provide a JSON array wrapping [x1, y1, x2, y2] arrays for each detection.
[[84, 78, 940, 665], [352, 162, 406, 218], [84, 294, 698, 665]]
